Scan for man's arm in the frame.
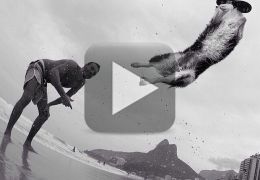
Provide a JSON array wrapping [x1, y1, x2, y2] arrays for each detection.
[[49, 66, 67, 98], [48, 81, 85, 107], [49, 64, 76, 109]]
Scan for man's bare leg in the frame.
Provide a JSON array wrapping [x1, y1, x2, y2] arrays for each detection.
[[4, 79, 38, 137], [131, 62, 152, 68], [24, 88, 49, 149]]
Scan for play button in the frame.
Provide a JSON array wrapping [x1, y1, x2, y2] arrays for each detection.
[[112, 62, 158, 115], [84, 43, 175, 133]]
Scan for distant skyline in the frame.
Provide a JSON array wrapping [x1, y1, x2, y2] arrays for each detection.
[[0, 0, 259, 172]]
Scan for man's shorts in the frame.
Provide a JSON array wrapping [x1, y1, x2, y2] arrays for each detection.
[[23, 60, 47, 105]]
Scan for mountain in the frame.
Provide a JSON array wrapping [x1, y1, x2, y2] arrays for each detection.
[[199, 170, 238, 180], [85, 139, 203, 179]]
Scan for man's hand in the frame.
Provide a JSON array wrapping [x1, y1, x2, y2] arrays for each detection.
[[61, 95, 74, 109]]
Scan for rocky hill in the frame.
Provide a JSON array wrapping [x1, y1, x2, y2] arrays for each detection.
[[85, 139, 203, 179]]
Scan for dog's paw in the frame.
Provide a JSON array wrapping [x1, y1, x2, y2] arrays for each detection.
[[131, 62, 140, 68]]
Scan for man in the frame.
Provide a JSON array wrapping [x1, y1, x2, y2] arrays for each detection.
[[4, 59, 100, 149]]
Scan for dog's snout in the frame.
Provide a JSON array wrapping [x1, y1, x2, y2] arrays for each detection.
[[219, 4, 234, 10]]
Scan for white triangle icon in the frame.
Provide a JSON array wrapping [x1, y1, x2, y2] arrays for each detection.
[[112, 62, 158, 115]]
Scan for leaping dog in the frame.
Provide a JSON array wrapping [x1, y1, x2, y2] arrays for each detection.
[[131, 1, 249, 87]]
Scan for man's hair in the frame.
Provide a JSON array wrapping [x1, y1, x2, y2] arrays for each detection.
[[84, 62, 100, 71]]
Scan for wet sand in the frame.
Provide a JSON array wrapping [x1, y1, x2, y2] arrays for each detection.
[[0, 120, 138, 180]]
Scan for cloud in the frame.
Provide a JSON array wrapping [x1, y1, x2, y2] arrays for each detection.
[[209, 157, 241, 170]]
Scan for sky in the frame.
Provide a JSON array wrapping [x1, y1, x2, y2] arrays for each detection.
[[0, 0, 260, 172]]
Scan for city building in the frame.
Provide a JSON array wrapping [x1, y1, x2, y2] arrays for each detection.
[[239, 154, 260, 180]]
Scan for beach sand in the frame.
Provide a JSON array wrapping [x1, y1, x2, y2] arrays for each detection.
[[0, 121, 138, 180], [0, 97, 140, 180]]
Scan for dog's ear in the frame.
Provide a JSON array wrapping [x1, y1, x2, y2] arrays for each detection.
[[233, 0, 252, 13]]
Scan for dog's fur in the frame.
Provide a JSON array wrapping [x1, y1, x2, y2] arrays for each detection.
[[131, 4, 247, 87]]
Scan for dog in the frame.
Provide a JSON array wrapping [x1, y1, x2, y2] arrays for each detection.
[[131, 3, 247, 88]]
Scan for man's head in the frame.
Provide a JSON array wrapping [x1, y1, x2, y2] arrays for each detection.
[[82, 62, 100, 79]]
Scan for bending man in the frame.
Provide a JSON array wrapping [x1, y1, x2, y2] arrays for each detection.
[[4, 59, 100, 149]]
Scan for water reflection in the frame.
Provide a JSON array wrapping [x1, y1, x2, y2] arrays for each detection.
[[0, 135, 33, 180], [0, 135, 11, 180], [19, 146, 31, 180]]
